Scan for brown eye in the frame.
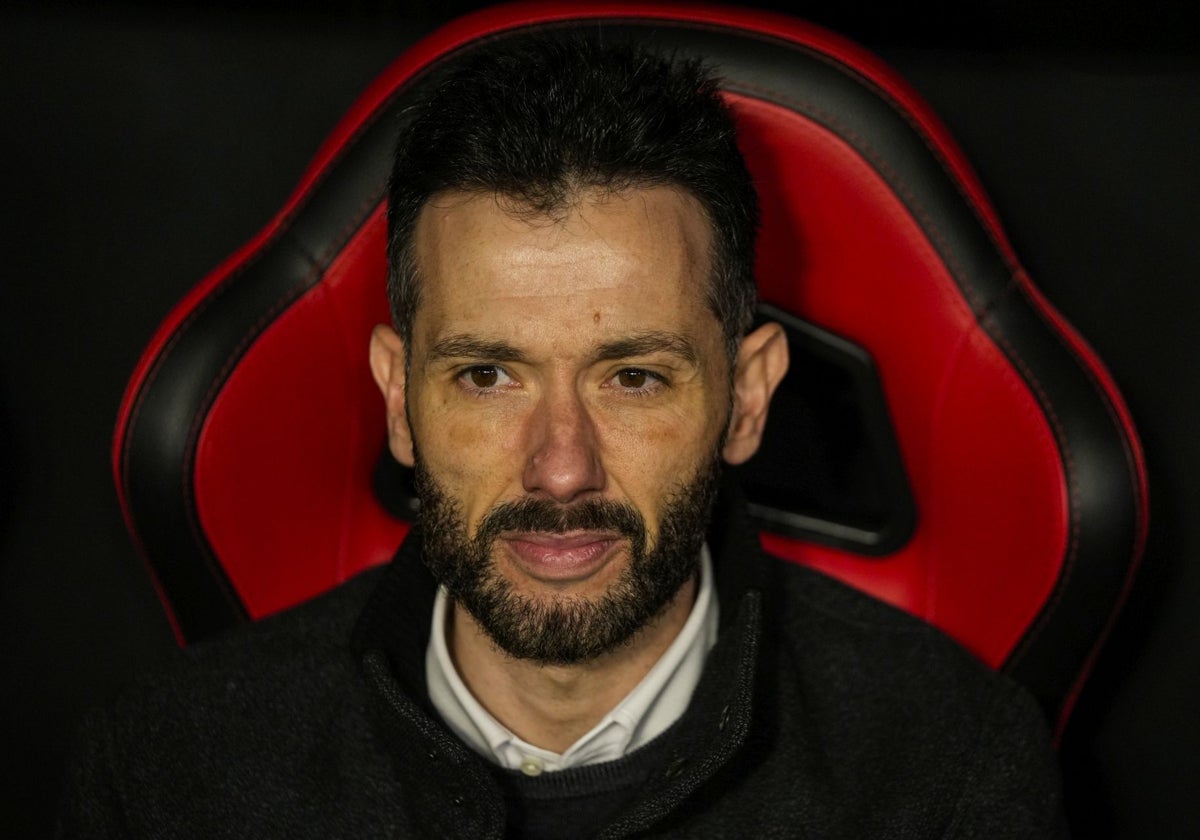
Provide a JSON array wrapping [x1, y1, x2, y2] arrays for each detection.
[[469, 367, 499, 388], [617, 369, 647, 388]]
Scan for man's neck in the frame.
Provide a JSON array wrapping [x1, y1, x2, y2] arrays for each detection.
[[448, 576, 698, 754]]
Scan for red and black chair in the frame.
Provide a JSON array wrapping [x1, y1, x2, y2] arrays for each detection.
[[112, 2, 1147, 742]]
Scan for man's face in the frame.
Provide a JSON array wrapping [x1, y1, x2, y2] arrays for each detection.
[[377, 186, 746, 663]]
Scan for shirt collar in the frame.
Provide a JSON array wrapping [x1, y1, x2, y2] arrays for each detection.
[[425, 545, 719, 773]]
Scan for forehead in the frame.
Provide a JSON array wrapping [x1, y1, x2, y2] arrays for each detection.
[[410, 186, 718, 346]]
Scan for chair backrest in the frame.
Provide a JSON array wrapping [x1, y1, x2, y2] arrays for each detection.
[[113, 2, 1147, 741]]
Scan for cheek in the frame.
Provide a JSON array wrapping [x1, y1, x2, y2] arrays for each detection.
[[603, 411, 701, 460], [603, 377, 729, 453], [415, 400, 527, 520], [598, 399, 726, 514]]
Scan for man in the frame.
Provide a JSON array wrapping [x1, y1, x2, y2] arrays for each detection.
[[59, 34, 1067, 838]]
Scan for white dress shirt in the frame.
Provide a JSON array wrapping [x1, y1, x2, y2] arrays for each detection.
[[426, 546, 719, 776]]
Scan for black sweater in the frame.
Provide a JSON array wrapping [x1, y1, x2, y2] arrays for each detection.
[[57, 495, 1068, 838]]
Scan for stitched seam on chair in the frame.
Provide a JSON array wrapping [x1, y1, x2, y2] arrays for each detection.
[[120, 263, 263, 618], [730, 77, 992, 318], [923, 321, 980, 627], [743, 26, 1021, 275], [324, 203, 390, 582], [178, 189, 386, 604], [1001, 271, 1148, 674], [174, 193, 378, 497], [178, 279, 312, 604], [122, 51, 405, 497], [121, 232, 324, 618], [1010, 271, 1148, 541], [123, 84, 400, 625], [125, 241, 285, 619], [977, 282, 1080, 671]]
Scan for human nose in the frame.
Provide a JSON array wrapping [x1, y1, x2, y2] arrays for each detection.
[[521, 383, 605, 503]]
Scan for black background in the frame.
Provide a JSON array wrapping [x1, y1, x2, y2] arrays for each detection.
[[2, 1, 1198, 837]]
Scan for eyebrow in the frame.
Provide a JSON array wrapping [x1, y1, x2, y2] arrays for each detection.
[[593, 331, 699, 364], [427, 335, 529, 364]]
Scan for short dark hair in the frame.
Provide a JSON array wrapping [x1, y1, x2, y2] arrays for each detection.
[[385, 32, 759, 360]]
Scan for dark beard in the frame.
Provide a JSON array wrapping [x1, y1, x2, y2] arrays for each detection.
[[414, 452, 722, 665]]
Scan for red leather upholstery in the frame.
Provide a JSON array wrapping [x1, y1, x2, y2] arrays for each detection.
[[113, 2, 1147, 740]]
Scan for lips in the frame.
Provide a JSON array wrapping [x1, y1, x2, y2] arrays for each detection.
[[499, 531, 623, 582]]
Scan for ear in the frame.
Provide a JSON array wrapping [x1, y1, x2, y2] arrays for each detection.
[[722, 322, 789, 466], [368, 324, 415, 467]]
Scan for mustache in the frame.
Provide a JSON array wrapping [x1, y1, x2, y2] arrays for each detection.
[[474, 497, 647, 548]]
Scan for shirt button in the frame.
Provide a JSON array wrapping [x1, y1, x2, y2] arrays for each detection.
[[519, 755, 545, 777]]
